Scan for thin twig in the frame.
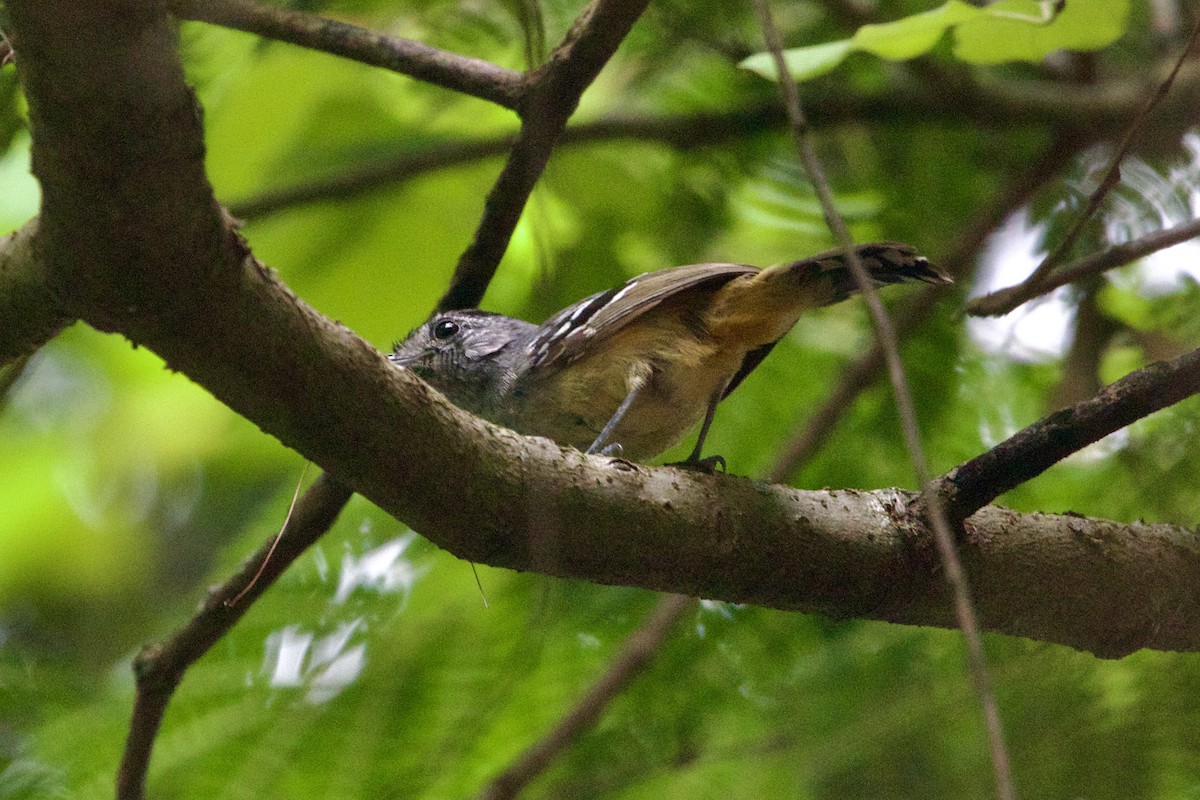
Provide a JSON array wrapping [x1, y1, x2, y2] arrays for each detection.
[[969, 14, 1200, 317], [117, 474, 354, 800], [224, 462, 312, 607], [477, 594, 694, 800], [228, 106, 791, 220], [996, 215, 1200, 305], [767, 295, 927, 484], [231, 136, 519, 221], [225, 61, 1193, 223], [170, 0, 525, 109], [749, 2, 1015, 799], [436, 0, 652, 312]]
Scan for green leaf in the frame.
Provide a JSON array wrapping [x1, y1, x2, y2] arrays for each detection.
[[853, 0, 980, 60], [740, 39, 853, 82], [741, 0, 1130, 83], [954, 0, 1130, 63]]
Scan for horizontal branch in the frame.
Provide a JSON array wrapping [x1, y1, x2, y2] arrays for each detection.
[[226, 64, 1200, 224], [226, 92, 957, 220], [222, 89, 1090, 222], [227, 106, 787, 220], [973, 23, 1200, 322], [170, 0, 525, 109], [969, 61, 1200, 132], [438, 0, 651, 311]]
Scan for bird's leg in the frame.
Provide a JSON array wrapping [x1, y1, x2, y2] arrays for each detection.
[[671, 389, 726, 472], [586, 374, 647, 455]]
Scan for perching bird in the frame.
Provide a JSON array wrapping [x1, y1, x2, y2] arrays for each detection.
[[391, 242, 949, 464]]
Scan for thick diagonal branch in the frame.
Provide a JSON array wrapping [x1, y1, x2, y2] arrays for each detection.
[[119, 474, 353, 800], [438, 0, 651, 311]]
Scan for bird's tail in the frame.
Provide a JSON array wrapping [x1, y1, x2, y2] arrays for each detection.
[[809, 241, 951, 303], [704, 242, 949, 349]]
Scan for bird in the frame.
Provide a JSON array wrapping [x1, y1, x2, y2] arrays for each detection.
[[391, 242, 950, 464]]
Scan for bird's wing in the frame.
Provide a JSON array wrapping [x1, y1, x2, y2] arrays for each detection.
[[528, 263, 758, 369]]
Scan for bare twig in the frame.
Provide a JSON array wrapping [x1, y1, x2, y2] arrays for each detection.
[[750, 2, 1015, 798], [929, 345, 1200, 522], [117, 474, 354, 800], [478, 594, 694, 800], [992, 215, 1200, 307], [767, 295, 928, 484], [170, 0, 525, 109], [223, 61, 1200, 223], [437, 0, 652, 312], [231, 136, 520, 221], [228, 106, 792, 220], [228, 107, 782, 220], [969, 15, 1200, 317]]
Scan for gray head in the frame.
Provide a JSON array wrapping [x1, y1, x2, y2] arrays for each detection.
[[389, 310, 537, 418]]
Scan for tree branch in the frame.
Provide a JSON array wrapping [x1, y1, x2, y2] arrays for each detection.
[[437, 0, 651, 311], [13, 0, 1200, 660], [929, 345, 1200, 523], [967, 215, 1200, 317], [769, 128, 1082, 482], [0, 219, 72, 363], [223, 59, 1200, 223], [13, 0, 1200, 665], [470, 129, 1084, 795], [750, 3, 1014, 792], [118, 473, 353, 800], [223, 85, 1025, 222], [968, 16, 1200, 317], [10, 2, 1200, 798], [228, 105, 788, 221], [478, 594, 695, 800], [169, 0, 525, 110], [14, 15, 1200, 800]]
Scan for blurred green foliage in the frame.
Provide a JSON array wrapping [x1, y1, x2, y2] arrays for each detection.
[[3, 0, 1200, 798]]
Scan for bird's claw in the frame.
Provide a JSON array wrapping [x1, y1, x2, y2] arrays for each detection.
[[666, 454, 726, 474]]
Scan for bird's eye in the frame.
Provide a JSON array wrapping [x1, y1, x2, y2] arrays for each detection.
[[432, 319, 460, 340]]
